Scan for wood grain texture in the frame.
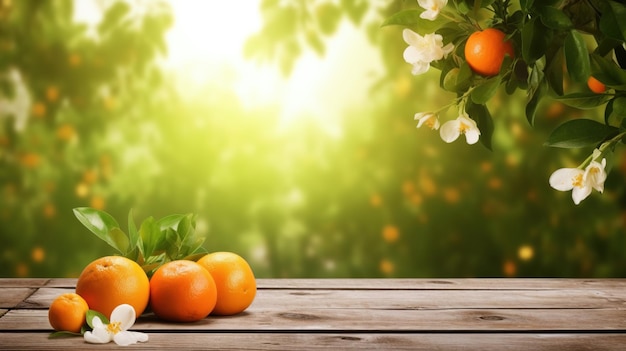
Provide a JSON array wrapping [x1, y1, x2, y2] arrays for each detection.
[[2, 279, 626, 350], [0, 288, 36, 309], [2, 332, 626, 351]]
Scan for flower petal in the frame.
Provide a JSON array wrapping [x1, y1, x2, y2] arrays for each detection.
[[411, 61, 430, 75], [114, 331, 139, 346], [464, 128, 480, 145], [439, 120, 460, 143], [131, 331, 149, 343], [111, 304, 136, 331], [572, 184, 592, 205], [84, 327, 111, 344], [549, 168, 582, 191], [91, 316, 103, 329]]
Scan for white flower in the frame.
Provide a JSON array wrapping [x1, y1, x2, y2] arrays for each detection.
[[439, 113, 480, 144], [415, 112, 440, 130], [403, 29, 454, 75], [549, 158, 607, 205], [84, 304, 148, 346], [418, 0, 448, 20]]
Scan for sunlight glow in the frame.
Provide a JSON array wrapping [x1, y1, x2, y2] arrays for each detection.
[[164, 1, 382, 136], [75, 1, 383, 137]]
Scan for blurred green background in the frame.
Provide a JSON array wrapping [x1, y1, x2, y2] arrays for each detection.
[[1, 0, 625, 279]]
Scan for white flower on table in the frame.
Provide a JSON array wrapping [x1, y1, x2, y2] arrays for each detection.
[[403, 29, 454, 75], [84, 304, 148, 346], [439, 113, 480, 145], [415, 112, 440, 130], [549, 157, 607, 205], [418, 0, 448, 20]]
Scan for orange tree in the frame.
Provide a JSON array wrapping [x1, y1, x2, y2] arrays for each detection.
[[243, 0, 626, 277], [0, 1, 172, 277], [382, 0, 626, 205]]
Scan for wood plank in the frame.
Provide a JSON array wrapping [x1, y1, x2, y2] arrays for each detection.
[[251, 288, 626, 309], [0, 309, 6, 318], [0, 288, 36, 308], [19, 285, 626, 311], [2, 307, 625, 332], [18, 278, 626, 290], [44, 279, 77, 288], [16, 288, 71, 309], [2, 332, 626, 351], [0, 279, 49, 288]]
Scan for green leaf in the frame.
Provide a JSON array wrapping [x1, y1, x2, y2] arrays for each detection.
[[539, 6, 573, 30], [526, 63, 546, 125], [555, 92, 611, 109], [139, 216, 157, 258], [466, 101, 493, 150], [520, 0, 535, 12], [521, 17, 552, 64], [98, 1, 130, 34], [128, 209, 139, 251], [470, 76, 502, 104], [86, 309, 109, 328], [110, 228, 129, 254], [607, 96, 626, 125], [381, 9, 446, 34], [48, 331, 83, 338], [545, 47, 564, 95], [599, 1, 626, 42], [564, 30, 590, 83], [545, 119, 619, 148], [590, 54, 626, 89], [73, 208, 126, 253]]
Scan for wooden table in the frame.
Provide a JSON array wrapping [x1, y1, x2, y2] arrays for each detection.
[[1, 278, 626, 350]]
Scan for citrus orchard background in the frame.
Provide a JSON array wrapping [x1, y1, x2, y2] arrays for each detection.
[[1, 0, 626, 279]]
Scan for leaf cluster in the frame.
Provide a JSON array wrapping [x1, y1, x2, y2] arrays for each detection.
[[73, 208, 206, 276], [383, 0, 626, 154]]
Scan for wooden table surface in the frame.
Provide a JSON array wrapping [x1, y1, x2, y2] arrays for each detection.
[[1, 278, 626, 350]]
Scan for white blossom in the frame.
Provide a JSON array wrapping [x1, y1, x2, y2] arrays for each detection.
[[549, 157, 607, 205], [415, 112, 440, 130], [84, 304, 148, 346], [418, 0, 448, 20], [439, 113, 480, 144], [403, 29, 454, 75]]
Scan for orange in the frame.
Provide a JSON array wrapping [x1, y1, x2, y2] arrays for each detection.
[[75, 256, 150, 318], [464, 28, 514, 76], [587, 76, 606, 93], [197, 252, 257, 315], [48, 293, 89, 333], [149, 260, 217, 322]]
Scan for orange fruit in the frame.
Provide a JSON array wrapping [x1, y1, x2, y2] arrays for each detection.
[[197, 252, 257, 315], [149, 260, 217, 322], [587, 76, 606, 93], [75, 256, 150, 318], [464, 28, 514, 76], [48, 293, 89, 333]]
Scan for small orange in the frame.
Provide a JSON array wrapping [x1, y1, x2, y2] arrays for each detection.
[[197, 252, 257, 316], [48, 293, 89, 333], [587, 76, 606, 93], [75, 256, 150, 318], [149, 260, 217, 322], [465, 28, 514, 76]]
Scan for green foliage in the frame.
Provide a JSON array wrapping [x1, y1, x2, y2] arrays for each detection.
[[3, 0, 626, 281], [73, 208, 206, 275]]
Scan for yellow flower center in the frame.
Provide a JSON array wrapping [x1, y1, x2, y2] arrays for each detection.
[[458, 121, 470, 133], [107, 322, 122, 334], [425, 117, 436, 129], [572, 173, 584, 188]]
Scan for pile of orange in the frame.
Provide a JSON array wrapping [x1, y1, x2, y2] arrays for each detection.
[[48, 252, 257, 332]]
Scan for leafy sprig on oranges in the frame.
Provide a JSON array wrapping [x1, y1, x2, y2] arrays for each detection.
[[384, 0, 626, 204], [73, 207, 207, 275]]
